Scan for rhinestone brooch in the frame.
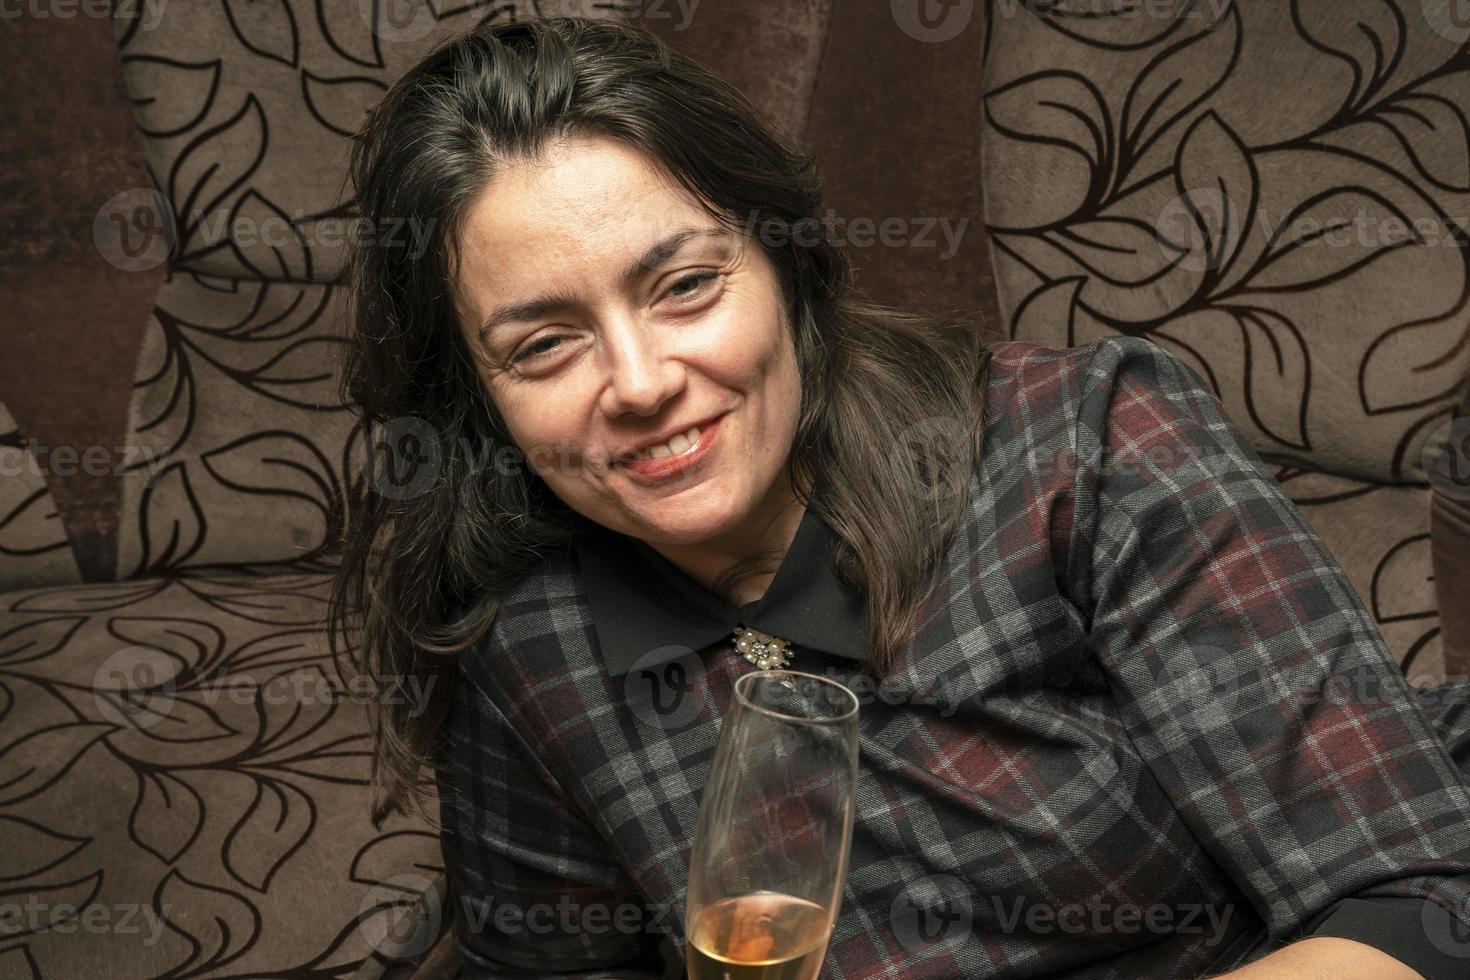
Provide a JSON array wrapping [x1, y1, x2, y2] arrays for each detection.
[[733, 625, 795, 670]]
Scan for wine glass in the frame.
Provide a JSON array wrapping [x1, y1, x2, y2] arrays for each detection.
[[685, 669, 861, 980]]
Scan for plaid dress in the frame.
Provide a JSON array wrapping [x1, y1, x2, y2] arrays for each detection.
[[435, 335, 1470, 978]]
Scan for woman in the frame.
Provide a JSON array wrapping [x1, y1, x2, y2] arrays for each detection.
[[328, 16, 1470, 980]]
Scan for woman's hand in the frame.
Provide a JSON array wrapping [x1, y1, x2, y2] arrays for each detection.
[[1203, 936, 1424, 979]]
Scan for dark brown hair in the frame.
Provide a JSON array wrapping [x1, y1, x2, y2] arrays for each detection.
[[328, 15, 996, 825]]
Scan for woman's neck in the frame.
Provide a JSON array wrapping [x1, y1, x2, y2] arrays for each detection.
[[646, 477, 808, 608]]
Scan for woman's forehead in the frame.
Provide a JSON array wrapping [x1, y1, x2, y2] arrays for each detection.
[[453, 142, 741, 312], [460, 137, 709, 250]]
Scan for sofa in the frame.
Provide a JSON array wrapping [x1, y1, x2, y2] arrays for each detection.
[[2, 1, 1466, 976]]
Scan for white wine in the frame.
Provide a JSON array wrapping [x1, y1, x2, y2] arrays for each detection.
[[687, 891, 832, 980]]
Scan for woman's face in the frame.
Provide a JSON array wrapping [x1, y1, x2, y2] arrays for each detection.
[[453, 135, 803, 553]]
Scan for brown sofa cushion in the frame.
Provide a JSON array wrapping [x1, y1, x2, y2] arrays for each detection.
[[114, 271, 360, 578], [980, 2, 1470, 486], [0, 402, 82, 592], [111, 0, 625, 283], [0, 569, 441, 975], [1433, 489, 1470, 678], [1279, 465, 1450, 679], [1429, 382, 1470, 677]]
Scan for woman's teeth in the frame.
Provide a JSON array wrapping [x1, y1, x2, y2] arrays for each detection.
[[638, 425, 702, 460]]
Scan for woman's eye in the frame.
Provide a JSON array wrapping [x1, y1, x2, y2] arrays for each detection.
[[666, 271, 720, 301], [508, 273, 719, 368], [511, 336, 563, 365]]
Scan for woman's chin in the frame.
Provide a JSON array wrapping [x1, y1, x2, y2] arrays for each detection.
[[621, 492, 745, 546], [628, 512, 733, 547]]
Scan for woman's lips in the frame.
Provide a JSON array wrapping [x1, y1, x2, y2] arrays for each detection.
[[616, 413, 725, 483]]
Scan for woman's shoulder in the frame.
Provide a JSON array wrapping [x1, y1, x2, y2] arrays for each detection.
[[969, 335, 1226, 516], [982, 335, 1212, 431], [986, 334, 1200, 388], [447, 543, 591, 688]]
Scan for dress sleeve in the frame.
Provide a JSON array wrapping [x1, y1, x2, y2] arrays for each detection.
[[435, 649, 671, 979], [1069, 336, 1470, 975]]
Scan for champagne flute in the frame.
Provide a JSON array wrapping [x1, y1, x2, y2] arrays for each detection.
[[685, 669, 861, 980]]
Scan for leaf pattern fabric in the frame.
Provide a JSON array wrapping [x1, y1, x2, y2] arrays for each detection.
[[981, 0, 1470, 485], [0, 571, 443, 977]]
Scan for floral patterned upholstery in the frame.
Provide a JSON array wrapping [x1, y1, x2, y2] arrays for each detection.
[[4, 2, 1468, 977], [3, 2, 622, 975], [114, 272, 361, 579], [0, 403, 81, 593], [980, 0, 1470, 676], [0, 571, 444, 977]]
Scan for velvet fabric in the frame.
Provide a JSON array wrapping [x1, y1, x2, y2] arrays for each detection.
[[2, 3, 1467, 976]]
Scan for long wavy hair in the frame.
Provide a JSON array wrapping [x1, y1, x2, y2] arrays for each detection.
[[328, 15, 997, 825]]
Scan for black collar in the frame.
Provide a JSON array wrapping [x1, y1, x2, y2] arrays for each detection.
[[574, 496, 869, 676]]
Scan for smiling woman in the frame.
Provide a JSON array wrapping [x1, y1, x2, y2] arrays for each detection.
[[325, 14, 1470, 980], [329, 15, 988, 835], [451, 136, 806, 569]]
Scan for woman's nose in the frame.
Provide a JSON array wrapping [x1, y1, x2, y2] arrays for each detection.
[[598, 313, 685, 416]]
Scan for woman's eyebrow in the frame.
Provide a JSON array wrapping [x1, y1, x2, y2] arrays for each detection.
[[625, 226, 731, 281], [475, 226, 732, 346]]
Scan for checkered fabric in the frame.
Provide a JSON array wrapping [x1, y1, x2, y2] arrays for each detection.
[[435, 335, 1470, 978]]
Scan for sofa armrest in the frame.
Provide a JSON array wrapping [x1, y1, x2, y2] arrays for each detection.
[[1431, 383, 1470, 679]]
